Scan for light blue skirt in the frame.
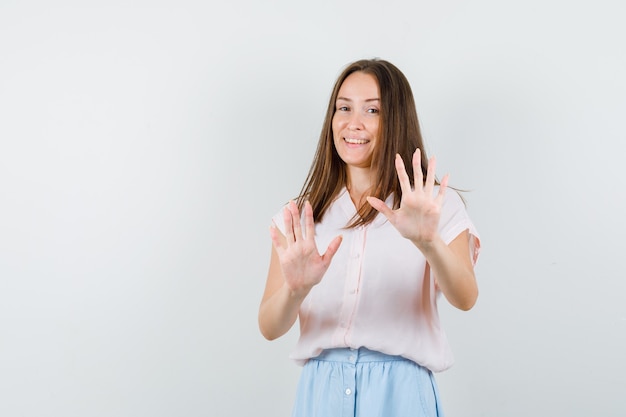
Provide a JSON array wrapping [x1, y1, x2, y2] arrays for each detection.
[[291, 348, 445, 417]]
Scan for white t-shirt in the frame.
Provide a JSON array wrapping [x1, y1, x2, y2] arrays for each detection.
[[272, 187, 480, 372]]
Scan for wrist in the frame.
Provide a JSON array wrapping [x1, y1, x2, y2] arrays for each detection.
[[411, 234, 445, 254], [283, 282, 311, 302]]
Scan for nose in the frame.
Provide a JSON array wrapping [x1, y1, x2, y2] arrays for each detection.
[[347, 112, 364, 130]]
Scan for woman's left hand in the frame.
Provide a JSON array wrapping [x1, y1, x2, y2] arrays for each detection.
[[366, 149, 448, 248]]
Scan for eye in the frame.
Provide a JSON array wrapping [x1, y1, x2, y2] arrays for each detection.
[[367, 108, 379, 114], [336, 105, 349, 112]]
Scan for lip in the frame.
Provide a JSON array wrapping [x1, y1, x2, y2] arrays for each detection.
[[343, 137, 370, 145]]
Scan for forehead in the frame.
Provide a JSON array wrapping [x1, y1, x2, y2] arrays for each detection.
[[337, 71, 380, 98]]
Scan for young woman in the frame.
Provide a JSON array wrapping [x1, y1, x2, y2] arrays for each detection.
[[259, 59, 480, 417]]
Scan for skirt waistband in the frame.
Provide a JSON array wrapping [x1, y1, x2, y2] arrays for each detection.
[[311, 347, 408, 364]]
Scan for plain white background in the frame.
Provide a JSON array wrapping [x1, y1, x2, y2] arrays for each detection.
[[1, 0, 625, 416]]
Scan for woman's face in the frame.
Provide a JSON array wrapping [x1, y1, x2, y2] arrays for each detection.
[[332, 71, 381, 171]]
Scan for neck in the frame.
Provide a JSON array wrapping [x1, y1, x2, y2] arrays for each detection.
[[346, 167, 374, 209]]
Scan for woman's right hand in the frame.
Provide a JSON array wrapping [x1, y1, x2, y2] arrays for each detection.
[[270, 200, 343, 297], [259, 200, 342, 340]]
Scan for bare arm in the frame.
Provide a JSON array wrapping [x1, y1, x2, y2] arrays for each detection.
[[258, 246, 308, 340], [416, 229, 477, 310], [367, 149, 478, 311], [258, 201, 342, 340]]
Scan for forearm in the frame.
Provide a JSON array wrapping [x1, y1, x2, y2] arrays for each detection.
[[258, 283, 308, 340], [414, 232, 477, 311]]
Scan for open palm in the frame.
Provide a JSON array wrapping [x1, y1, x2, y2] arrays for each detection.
[[270, 200, 343, 296], [367, 149, 448, 245]]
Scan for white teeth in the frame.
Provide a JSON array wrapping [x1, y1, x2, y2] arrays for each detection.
[[345, 138, 369, 144]]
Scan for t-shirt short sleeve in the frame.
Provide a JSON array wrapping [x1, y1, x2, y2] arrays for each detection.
[[438, 190, 481, 266]]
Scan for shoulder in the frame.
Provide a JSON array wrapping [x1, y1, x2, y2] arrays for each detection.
[[437, 187, 480, 243], [440, 187, 466, 212]]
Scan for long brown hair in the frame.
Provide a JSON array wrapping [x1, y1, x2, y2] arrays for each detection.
[[297, 58, 432, 228]]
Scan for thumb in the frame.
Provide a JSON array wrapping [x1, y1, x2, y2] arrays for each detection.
[[366, 196, 394, 220], [321, 235, 343, 264]]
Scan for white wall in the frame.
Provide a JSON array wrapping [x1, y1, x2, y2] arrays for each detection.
[[1, 1, 625, 416]]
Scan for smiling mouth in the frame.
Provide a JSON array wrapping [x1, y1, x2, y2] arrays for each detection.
[[344, 137, 369, 145]]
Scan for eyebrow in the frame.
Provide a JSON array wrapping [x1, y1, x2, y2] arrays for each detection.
[[336, 96, 380, 102]]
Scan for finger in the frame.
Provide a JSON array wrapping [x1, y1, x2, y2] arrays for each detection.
[[288, 200, 304, 241], [395, 154, 412, 196], [269, 224, 286, 252], [435, 173, 449, 205], [321, 235, 343, 264], [283, 204, 295, 244], [424, 155, 436, 197], [303, 200, 315, 241], [366, 196, 395, 221], [413, 148, 424, 191]]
